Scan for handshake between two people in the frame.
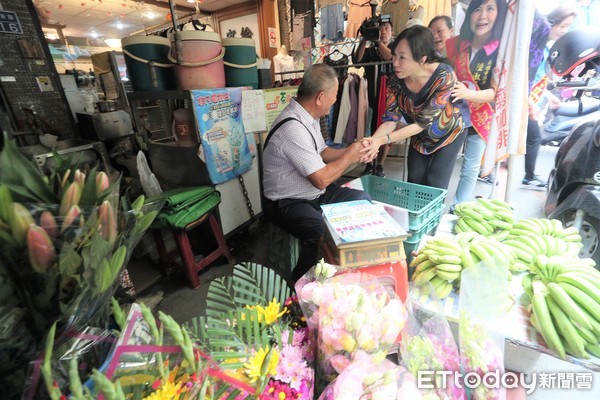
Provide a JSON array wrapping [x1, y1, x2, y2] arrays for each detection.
[[346, 136, 388, 164]]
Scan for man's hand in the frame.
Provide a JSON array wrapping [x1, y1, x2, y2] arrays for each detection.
[[359, 137, 383, 163]]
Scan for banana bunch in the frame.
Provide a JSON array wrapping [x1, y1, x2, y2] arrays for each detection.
[[527, 259, 600, 360], [455, 232, 517, 271], [504, 219, 583, 269], [410, 237, 464, 299], [453, 198, 514, 240]]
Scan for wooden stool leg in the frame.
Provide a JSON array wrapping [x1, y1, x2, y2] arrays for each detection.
[[153, 229, 170, 275], [208, 213, 233, 262], [173, 230, 201, 289]]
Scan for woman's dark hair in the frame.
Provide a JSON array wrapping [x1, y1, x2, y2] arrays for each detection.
[[547, 7, 576, 27], [459, 0, 507, 43], [428, 15, 453, 30], [389, 25, 446, 64]]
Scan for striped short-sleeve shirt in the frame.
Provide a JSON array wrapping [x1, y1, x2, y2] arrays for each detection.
[[262, 99, 327, 201]]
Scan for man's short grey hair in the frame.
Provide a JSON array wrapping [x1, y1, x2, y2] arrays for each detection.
[[297, 64, 338, 100]]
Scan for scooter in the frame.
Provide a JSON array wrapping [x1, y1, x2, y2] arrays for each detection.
[[544, 28, 600, 264], [541, 78, 600, 146]]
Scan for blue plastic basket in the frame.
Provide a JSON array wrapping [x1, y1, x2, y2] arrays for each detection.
[[357, 175, 447, 232]]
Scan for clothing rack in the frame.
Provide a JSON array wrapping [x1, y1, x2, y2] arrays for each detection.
[[274, 60, 392, 75]]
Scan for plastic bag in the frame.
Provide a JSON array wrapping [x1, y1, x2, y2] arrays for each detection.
[[295, 260, 405, 394], [459, 257, 510, 400], [317, 350, 422, 400], [400, 282, 466, 400], [136, 151, 162, 196]]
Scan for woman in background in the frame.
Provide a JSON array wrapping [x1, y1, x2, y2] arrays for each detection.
[[446, 0, 507, 205], [361, 25, 464, 190], [428, 15, 454, 57]]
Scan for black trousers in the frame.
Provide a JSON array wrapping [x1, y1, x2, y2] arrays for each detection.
[[525, 117, 542, 179], [407, 130, 468, 189], [266, 185, 372, 282]]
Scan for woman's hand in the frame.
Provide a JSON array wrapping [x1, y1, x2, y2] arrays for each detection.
[[451, 81, 470, 102], [359, 137, 384, 163]]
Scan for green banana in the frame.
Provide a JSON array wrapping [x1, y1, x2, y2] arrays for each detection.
[[487, 219, 513, 231], [489, 198, 513, 210], [489, 230, 511, 242], [546, 295, 588, 358], [427, 240, 461, 257], [522, 273, 534, 298], [410, 252, 429, 267], [556, 226, 579, 239], [573, 324, 598, 345], [530, 235, 548, 256], [461, 245, 475, 269], [532, 282, 566, 359], [555, 274, 600, 304], [457, 231, 479, 246], [470, 242, 494, 262], [413, 267, 437, 283], [585, 343, 600, 357], [550, 219, 564, 234], [414, 259, 437, 276], [547, 282, 593, 330], [558, 282, 600, 322], [428, 254, 462, 265], [430, 275, 447, 290], [562, 233, 583, 243], [435, 280, 453, 299], [456, 218, 471, 234], [435, 269, 461, 281], [435, 263, 462, 273], [460, 209, 484, 222], [465, 218, 493, 235]]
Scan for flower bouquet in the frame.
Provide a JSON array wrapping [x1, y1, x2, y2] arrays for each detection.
[[296, 260, 405, 394], [458, 262, 509, 400], [399, 282, 466, 400], [45, 263, 313, 399], [0, 134, 162, 395], [318, 350, 422, 400]]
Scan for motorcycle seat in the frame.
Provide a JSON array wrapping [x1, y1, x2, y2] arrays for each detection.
[[556, 97, 600, 117]]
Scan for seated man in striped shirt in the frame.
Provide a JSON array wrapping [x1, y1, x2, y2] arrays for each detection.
[[262, 64, 373, 282]]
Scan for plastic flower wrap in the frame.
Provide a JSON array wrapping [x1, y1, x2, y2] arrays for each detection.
[[187, 262, 314, 399], [459, 260, 509, 400], [400, 282, 466, 400], [317, 350, 422, 400], [296, 260, 405, 393], [0, 134, 162, 395]]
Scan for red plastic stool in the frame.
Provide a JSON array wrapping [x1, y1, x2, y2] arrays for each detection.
[[321, 241, 408, 302], [154, 210, 233, 289]]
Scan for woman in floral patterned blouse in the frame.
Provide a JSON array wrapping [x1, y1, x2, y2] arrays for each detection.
[[361, 25, 464, 189]]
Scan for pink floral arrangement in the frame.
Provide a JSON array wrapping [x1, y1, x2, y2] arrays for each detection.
[[296, 260, 405, 392], [317, 351, 422, 400]]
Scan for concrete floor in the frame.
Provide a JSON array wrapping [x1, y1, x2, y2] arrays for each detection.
[[126, 143, 599, 399]]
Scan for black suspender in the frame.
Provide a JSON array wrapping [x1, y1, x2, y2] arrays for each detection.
[[263, 117, 318, 151]]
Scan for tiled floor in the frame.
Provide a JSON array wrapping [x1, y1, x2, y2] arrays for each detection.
[[126, 144, 599, 399]]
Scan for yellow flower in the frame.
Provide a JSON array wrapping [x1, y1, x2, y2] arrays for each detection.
[[258, 298, 287, 325], [143, 381, 182, 400], [243, 346, 280, 383]]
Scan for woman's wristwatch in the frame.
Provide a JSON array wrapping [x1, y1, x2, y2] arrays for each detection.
[[386, 133, 391, 144]]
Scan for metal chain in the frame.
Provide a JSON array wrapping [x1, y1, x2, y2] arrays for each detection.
[[238, 175, 255, 220]]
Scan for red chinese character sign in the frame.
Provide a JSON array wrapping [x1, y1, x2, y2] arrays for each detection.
[[482, 0, 535, 176]]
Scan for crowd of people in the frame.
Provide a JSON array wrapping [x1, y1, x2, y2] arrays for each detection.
[[262, 1, 578, 281]]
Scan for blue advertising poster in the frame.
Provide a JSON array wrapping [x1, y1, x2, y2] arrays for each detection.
[[191, 88, 253, 184]]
